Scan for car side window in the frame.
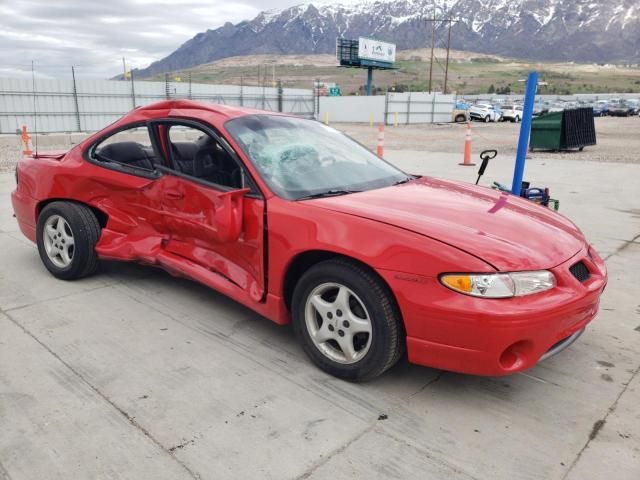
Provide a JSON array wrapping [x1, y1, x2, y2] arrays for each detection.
[[167, 124, 245, 190], [93, 125, 159, 172]]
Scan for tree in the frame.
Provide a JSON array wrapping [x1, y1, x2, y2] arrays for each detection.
[[487, 84, 495, 94]]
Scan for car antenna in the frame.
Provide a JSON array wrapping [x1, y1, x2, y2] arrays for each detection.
[[31, 60, 38, 157]]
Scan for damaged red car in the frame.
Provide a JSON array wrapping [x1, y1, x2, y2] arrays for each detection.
[[12, 100, 607, 381]]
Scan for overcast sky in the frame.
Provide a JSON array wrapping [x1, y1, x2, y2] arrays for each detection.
[[1, 0, 359, 79]]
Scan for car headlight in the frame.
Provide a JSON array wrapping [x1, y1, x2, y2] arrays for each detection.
[[440, 271, 556, 298]]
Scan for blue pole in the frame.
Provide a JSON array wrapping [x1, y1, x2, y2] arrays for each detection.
[[366, 67, 373, 96], [511, 71, 538, 195]]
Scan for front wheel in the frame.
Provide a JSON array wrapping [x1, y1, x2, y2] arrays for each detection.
[[484, 115, 490, 123], [292, 259, 404, 381], [37, 201, 101, 280]]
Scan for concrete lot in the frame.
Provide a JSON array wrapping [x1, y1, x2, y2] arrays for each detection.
[[1, 143, 639, 479]]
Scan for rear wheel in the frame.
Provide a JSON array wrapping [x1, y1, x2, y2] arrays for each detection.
[[292, 259, 404, 381], [37, 201, 101, 280], [454, 114, 466, 123]]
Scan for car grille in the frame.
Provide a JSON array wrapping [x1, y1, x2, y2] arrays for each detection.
[[569, 261, 590, 282]]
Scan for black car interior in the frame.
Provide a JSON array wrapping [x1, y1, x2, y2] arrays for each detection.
[[169, 133, 242, 189], [95, 142, 160, 171], [92, 126, 244, 190]]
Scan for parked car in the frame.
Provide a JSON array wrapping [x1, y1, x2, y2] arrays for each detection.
[[500, 104, 524, 122], [592, 101, 608, 117], [492, 104, 504, 122], [469, 103, 501, 122], [626, 99, 639, 115], [548, 102, 566, 113], [608, 100, 636, 117], [532, 102, 550, 117], [452, 101, 470, 123], [11, 100, 608, 381]]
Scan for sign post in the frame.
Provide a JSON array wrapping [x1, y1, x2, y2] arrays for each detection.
[[511, 71, 538, 195], [336, 37, 397, 96]]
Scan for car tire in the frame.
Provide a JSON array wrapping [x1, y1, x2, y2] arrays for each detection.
[[484, 115, 490, 123], [37, 201, 101, 280], [292, 258, 404, 382], [454, 114, 466, 123]]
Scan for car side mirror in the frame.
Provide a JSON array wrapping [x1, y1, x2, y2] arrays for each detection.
[[213, 188, 251, 243]]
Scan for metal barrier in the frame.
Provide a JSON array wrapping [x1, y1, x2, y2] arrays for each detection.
[[0, 77, 315, 134]]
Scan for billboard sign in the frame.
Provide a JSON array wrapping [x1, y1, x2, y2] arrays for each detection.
[[358, 37, 396, 64]]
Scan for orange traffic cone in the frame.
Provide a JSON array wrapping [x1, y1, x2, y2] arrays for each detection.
[[376, 123, 384, 158], [459, 121, 475, 166], [21, 125, 33, 156]]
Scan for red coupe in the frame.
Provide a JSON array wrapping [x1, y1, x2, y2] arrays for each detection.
[[12, 101, 607, 381]]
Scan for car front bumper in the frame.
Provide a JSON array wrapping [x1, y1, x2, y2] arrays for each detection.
[[378, 244, 607, 376]]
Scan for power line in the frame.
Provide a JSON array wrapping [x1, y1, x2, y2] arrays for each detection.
[[424, 16, 459, 93]]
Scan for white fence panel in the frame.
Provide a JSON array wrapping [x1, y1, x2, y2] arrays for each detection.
[[386, 92, 454, 124], [319, 93, 454, 124], [0, 77, 314, 133], [319, 96, 386, 123]]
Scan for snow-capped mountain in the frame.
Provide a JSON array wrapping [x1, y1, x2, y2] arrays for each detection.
[[135, 0, 640, 77]]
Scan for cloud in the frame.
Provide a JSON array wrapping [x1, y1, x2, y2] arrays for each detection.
[[2, 0, 342, 78]]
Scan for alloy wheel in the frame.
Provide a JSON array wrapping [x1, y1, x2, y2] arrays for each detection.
[[43, 215, 75, 268], [304, 282, 373, 364]]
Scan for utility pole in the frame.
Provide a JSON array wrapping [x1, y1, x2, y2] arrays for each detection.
[[425, 14, 458, 94], [71, 66, 81, 131], [443, 19, 459, 94], [428, 13, 436, 93], [130, 69, 136, 108], [122, 57, 127, 80]]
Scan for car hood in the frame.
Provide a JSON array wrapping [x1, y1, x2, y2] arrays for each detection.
[[309, 177, 585, 271]]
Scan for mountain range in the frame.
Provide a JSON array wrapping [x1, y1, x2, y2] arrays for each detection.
[[133, 0, 640, 78]]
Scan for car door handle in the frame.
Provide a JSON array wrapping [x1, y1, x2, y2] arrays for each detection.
[[163, 190, 184, 200]]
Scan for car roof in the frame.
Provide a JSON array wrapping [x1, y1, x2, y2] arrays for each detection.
[[117, 100, 286, 128], [136, 100, 270, 118]]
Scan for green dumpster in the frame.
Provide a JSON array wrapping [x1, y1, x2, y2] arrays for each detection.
[[530, 111, 563, 150], [530, 108, 596, 151]]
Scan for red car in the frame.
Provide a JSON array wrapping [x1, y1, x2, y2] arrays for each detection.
[[12, 100, 607, 381]]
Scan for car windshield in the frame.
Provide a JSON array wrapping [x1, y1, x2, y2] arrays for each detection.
[[225, 115, 409, 200]]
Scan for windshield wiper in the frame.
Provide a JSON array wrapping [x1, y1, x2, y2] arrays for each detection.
[[393, 176, 414, 186], [296, 189, 362, 201]]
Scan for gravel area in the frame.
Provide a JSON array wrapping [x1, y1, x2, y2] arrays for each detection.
[[2, 116, 638, 172], [338, 116, 640, 164]]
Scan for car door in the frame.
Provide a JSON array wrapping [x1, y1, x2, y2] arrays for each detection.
[[87, 122, 174, 259], [150, 120, 266, 302]]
